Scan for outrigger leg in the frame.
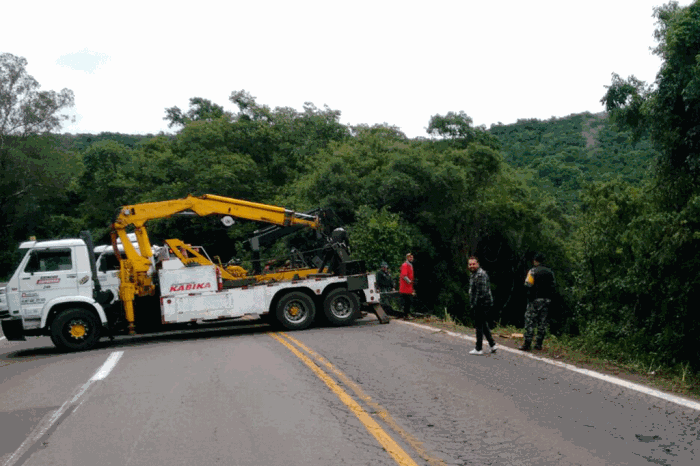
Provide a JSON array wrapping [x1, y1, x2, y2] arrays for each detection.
[[371, 303, 391, 324]]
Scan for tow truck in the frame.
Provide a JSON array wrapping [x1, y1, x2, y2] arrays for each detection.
[[1, 194, 388, 351]]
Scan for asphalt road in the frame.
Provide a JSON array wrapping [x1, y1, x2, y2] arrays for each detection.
[[1, 316, 698, 465]]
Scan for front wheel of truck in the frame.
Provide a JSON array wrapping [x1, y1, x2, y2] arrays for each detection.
[[50, 309, 101, 352]]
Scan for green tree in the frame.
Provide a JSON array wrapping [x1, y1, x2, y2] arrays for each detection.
[[427, 111, 501, 150], [593, 1, 700, 369], [0, 53, 74, 146], [601, 1, 700, 207], [0, 54, 78, 276], [77, 140, 146, 232], [163, 97, 230, 129], [164, 91, 349, 194], [348, 206, 425, 272], [427, 111, 477, 139], [170, 118, 260, 199]]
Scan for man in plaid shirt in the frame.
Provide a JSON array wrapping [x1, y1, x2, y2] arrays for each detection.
[[468, 256, 497, 355]]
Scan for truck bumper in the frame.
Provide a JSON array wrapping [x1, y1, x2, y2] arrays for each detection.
[[1, 319, 26, 341]]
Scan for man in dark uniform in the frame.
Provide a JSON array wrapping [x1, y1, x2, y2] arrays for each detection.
[[520, 252, 556, 351], [376, 261, 393, 293], [376, 261, 396, 314]]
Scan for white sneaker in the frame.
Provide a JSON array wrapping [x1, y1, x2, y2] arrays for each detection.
[[487, 343, 497, 353], [469, 348, 483, 355]]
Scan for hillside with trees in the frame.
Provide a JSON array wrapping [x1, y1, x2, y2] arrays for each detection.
[[1, 1, 699, 379], [489, 112, 658, 212]]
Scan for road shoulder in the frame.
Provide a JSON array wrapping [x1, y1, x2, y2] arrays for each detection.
[[396, 314, 700, 404]]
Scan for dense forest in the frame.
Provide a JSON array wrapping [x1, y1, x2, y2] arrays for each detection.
[[2, 2, 700, 375]]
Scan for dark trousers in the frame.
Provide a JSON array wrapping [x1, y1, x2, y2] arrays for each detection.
[[474, 306, 495, 351], [401, 293, 412, 314], [524, 298, 550, 347], [379, 290, 397, 315]]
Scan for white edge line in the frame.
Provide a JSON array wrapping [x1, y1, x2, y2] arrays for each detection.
[[91, 351, 124, 381], [2, 351, 123, 466], [398, 320, 700, 413]]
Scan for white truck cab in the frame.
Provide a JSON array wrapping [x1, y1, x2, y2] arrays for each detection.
[[1, 238, 110, 349]]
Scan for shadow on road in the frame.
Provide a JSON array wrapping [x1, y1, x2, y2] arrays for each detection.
[[1, 314, 385, 359]]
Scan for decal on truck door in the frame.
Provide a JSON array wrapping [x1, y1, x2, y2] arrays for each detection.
[[37, 276, 60, 285], [20, 292, 46, 305]]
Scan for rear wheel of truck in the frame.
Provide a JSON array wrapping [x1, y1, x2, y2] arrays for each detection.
[[276, 291, 315, 330], [50, 309, 101, 352], [323, 288, 360, 326]]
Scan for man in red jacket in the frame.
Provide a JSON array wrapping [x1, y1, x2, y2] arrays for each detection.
[[399, 252, 415, 315]]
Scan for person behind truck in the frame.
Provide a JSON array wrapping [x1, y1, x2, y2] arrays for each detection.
[[376, 261, 396, 314], [399, 253, 415, 316], [376, 261, 394, 292]]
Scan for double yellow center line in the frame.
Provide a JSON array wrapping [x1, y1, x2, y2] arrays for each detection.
[[270, 332, 445, 466]]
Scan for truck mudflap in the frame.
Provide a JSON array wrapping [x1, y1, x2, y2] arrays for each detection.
[[1, 319, 26, 341], [371, 303, 391, 324]]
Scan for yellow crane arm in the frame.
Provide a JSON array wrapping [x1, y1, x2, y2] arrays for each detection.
[[113, 194, 321, 230], [112, 193, 321, 270]]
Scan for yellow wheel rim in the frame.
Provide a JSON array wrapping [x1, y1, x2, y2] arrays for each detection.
[[69, 322, 87, 339], [288, 305, 300, 317]]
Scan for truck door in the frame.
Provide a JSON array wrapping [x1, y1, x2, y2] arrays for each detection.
[[96, 250, 121, 303], [18, 247, 78, 319]]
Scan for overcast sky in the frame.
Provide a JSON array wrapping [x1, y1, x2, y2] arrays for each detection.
[[3, 0, 692, 138]]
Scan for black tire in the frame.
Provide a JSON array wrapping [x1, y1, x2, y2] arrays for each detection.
[[50, 309, 101, 352], [276, 291, 316, 330], [323, 288, 360, 326]]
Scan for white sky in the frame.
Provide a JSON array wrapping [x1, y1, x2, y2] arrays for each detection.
[[2, 0, 692, 139]]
